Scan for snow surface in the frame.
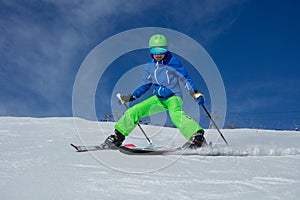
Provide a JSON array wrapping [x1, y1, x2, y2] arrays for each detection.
[[1, 117, 300, 200]]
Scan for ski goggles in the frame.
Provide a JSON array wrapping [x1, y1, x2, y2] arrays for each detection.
[[149, 47, 168, 55]]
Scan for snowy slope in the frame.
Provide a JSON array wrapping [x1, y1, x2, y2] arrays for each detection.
[[1, 117, 300, 200]]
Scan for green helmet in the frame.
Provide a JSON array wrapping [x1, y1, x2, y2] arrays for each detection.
[[149, 34, 168, 48]]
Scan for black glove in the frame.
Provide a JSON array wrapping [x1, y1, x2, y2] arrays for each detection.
[[189, 90, 205, 105], [120, 94, 136, 103]]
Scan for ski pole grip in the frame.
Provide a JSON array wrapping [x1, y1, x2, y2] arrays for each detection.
[[116, 93, 125, 104]]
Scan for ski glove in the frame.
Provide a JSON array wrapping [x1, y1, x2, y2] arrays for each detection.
[[189, 90, 205, 106], [120, 94, 136, 103]]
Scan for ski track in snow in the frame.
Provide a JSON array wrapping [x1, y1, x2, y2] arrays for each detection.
[[0, 117, 300, 200]]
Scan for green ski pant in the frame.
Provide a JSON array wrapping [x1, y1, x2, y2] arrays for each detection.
[[115, 95, 203, 140]]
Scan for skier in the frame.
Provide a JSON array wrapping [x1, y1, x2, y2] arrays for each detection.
[[101, 34, 207, 149]]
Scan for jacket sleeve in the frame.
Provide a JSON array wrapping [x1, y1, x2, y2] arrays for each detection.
[[168, 57, 197, 91], [132, 64, 152, 98]]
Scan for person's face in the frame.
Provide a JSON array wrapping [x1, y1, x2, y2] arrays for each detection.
[[153, 54, 165, 61]]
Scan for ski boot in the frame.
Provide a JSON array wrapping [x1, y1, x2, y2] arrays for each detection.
[[182, 129, 208, 149], [100, 129, 125, 149]]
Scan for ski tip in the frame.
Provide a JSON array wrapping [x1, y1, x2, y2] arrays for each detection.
[[70, 144, 88, 152], [70, 143, 79, 150]]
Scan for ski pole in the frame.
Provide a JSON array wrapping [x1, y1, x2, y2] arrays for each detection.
[[116, 93, 153, 145], [202, 104, 229, 146]]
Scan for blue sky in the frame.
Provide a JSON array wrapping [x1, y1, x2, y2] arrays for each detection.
[[1, 0, 299, 130]]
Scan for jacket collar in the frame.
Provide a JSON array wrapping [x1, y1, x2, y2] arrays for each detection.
[[151, 51, 172, 64]]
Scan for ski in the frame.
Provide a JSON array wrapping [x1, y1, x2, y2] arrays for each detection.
[[70, 143, 136, 152], [71, 143, 249, 156], [71, 143, 109, 152], [119, 145, 177, 155], [119, 145, 249, 156]]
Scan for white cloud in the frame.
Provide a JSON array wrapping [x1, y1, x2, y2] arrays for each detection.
[[0, 0, 247, 116]]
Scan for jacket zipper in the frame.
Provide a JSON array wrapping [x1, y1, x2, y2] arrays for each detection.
[[154, 61, 170, 96], [154, 62, 161, 96], [166, 70, 170, 84], [154, 61, 160, 85]]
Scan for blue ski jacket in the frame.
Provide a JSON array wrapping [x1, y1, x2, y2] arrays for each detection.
[[132, 51, 197, 100]]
